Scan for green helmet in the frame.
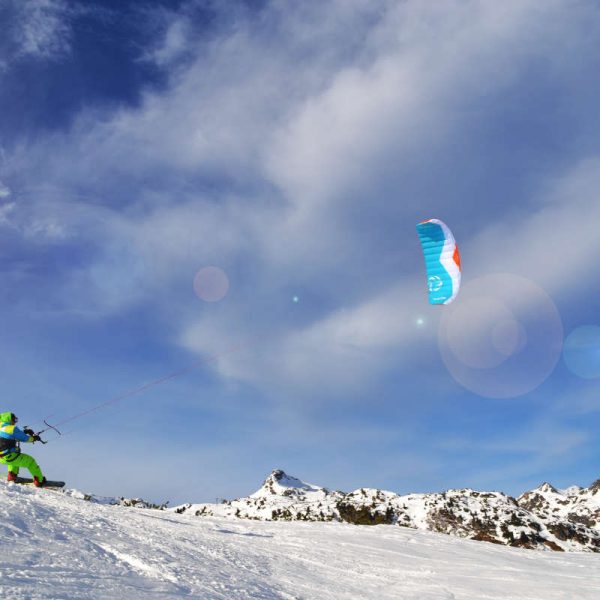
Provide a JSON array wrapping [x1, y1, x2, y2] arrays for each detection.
[[0, 412, 16, 423]]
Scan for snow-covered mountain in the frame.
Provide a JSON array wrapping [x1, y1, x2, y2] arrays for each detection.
[[518, 480, 600, 525], [173, 469, 600, 552], [3, 477, 600, 599]]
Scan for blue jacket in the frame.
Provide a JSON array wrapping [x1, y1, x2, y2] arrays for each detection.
[[0, 414, 34, 456]]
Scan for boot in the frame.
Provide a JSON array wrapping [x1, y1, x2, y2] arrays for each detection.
[[33, 476, 46, 488], [7, 472, 17, 482]]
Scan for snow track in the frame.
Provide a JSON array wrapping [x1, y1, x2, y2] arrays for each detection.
[[1, 481, 600, 599]]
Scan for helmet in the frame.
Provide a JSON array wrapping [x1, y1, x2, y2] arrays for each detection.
[[0, 412, 16, 423]]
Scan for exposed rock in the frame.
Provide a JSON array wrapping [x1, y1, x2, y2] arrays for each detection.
[[170, 470, 600, 553]]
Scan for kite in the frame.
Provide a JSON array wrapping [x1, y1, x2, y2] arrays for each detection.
[[416, 218, 461, 304]]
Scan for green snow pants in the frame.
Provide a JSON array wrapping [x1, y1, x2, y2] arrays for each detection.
[[0, 452, 43, 479]]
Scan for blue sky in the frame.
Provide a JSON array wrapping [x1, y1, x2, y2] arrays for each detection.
[[1, 0, 600, 504]]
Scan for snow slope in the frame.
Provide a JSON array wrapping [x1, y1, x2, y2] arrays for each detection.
[[2, 480, 600, 599]]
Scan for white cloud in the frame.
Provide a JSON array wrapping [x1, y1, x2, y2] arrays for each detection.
[[179, 278, 441, 399], [23, 219, 68, 241], [264, 1, 563, 203], [150, 16, 190, 67], [13, 0, 72, 60], [179, 155, 600, 397], [0, 200, 16, 225], [466, 158, 600, 294], [4, 0, 600, 394], [0, 190, 83, 242]]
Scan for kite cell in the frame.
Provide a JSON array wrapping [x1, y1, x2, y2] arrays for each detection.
[[416, 219, 461, 305]]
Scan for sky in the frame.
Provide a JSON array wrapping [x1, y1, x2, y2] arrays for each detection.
[[1, 0, 600, 505]]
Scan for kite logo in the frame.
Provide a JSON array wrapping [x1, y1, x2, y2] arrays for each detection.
[[428, 275, 443, 293]]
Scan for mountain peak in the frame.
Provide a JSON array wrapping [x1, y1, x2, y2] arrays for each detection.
[[250, 469, 328, 499], [536, 482, 559, 494]]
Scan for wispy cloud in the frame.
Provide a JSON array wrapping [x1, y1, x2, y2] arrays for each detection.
[[3, 0, 600, 392], [436, 419, 591, 492], [0, 200, 16, 228], [466, 158, 600, 295], [3, 0, 72, 61]]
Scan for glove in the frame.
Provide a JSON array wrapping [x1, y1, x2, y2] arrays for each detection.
[[23, 427, 35, 436], [32, 434, 42, 443]]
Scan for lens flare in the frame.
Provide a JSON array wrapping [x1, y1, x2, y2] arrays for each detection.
[[563, 325, 600, 379], [438, 273, 563, 398], [193, 266, 230, 302]]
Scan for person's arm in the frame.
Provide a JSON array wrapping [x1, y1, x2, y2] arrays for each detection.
[[12, 426, 36, 443]]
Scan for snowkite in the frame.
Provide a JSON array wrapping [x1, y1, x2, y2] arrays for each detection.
[[416, 218, 461, 304]]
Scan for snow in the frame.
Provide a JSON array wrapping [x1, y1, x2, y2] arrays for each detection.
[[249, 469, 328, 500], [559, 485, 583, 496], [174, 470, 600, 551], [2, 480, 600, 599]]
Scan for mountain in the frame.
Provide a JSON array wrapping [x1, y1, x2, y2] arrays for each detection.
[[517, 480, 600, 542], [172, 469, 600, 552], [2, 477, 600, 599]]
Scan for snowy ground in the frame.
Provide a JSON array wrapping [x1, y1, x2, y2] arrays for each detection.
[[1, 482, 600, 599]]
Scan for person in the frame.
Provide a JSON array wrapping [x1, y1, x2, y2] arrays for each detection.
[[0, 412, 46, 487]]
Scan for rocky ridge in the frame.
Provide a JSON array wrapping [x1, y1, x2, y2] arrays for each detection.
[[172, 469, 600, 552]]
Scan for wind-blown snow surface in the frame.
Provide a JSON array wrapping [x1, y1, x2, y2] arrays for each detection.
[[2, 481, 600, 599]]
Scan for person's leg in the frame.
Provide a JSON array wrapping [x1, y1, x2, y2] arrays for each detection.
[[4, 453, 43, 480], [0, 453, 21, 478]]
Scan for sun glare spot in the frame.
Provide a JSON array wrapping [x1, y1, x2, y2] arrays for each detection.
[[193, 266, 230, 302], [564, 325, 600, 379]]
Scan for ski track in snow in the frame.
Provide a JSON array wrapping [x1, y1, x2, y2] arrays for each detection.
[[1, 482, 600, 599]]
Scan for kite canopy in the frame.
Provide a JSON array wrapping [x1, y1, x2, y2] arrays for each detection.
[[416, 219, 461, 305]]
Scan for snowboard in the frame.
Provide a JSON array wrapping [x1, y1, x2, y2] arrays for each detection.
[[11, 477, 65, 489]]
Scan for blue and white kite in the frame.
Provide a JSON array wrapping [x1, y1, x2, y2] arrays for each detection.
[[416, 218, 461, 305]]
